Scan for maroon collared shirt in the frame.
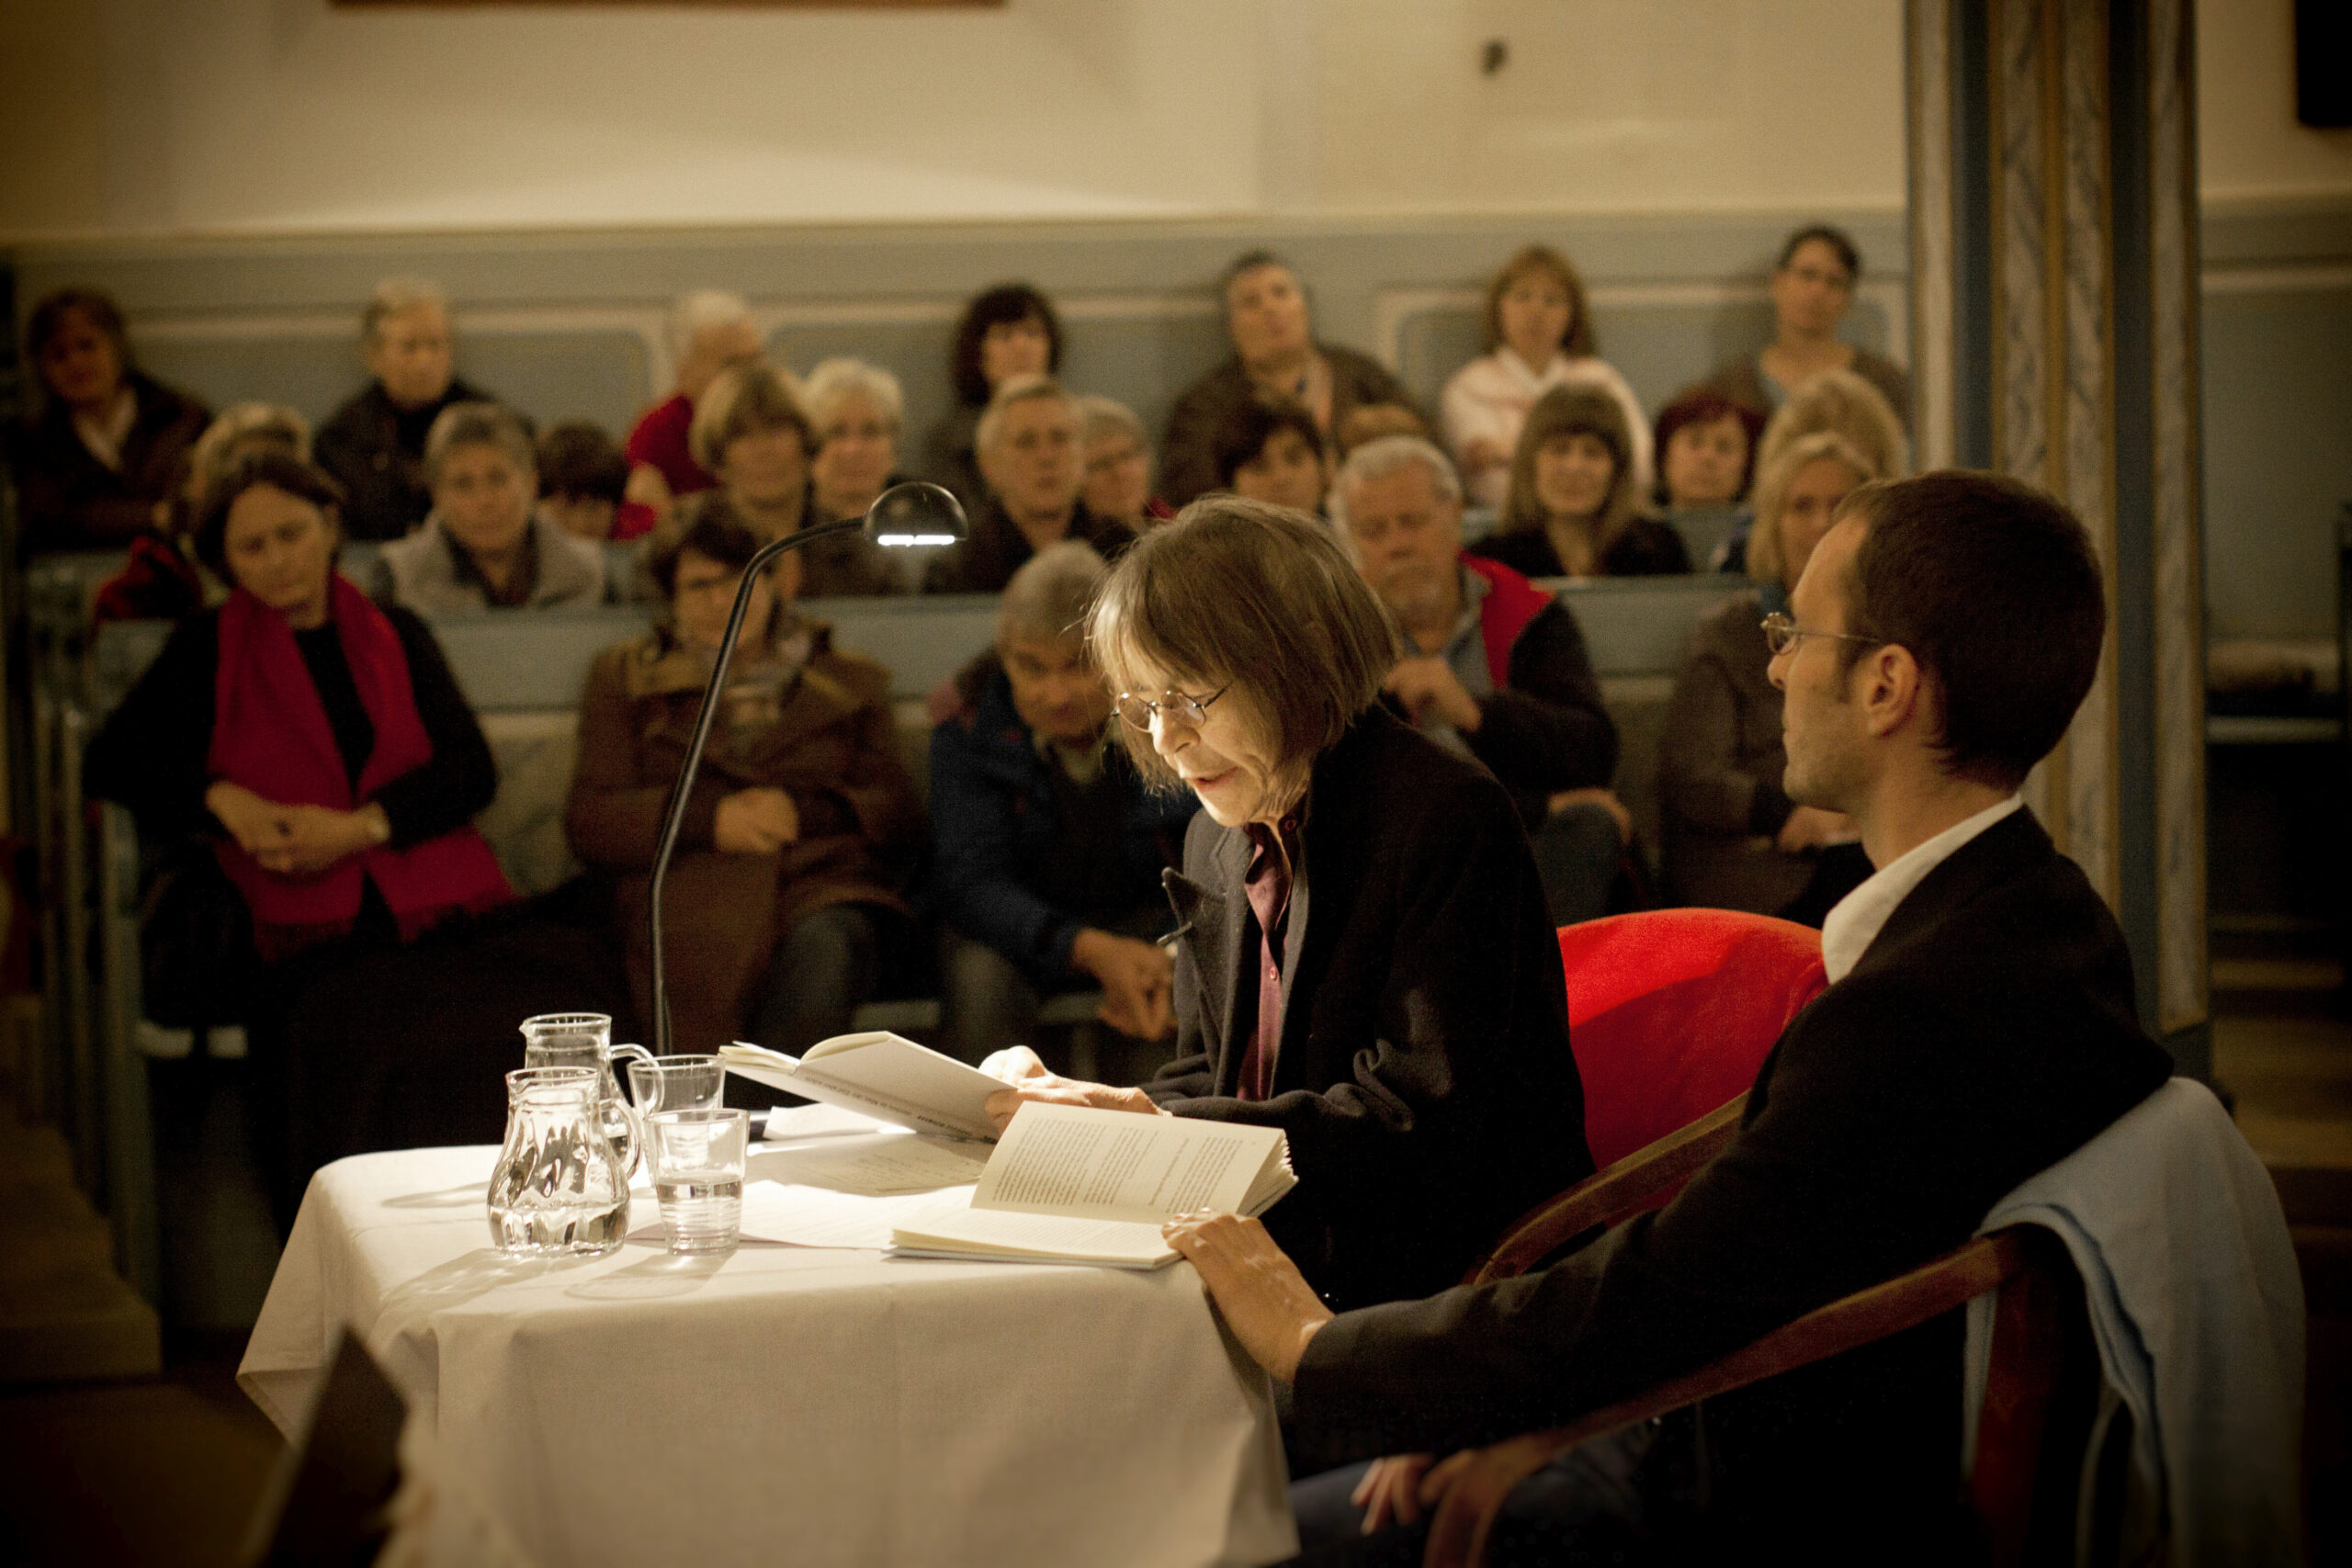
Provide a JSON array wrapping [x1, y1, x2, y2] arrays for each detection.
[[1235, 814, 1301, 1101]]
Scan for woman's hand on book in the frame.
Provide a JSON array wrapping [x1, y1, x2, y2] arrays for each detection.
[[1161, 1212, 1332, 1383]]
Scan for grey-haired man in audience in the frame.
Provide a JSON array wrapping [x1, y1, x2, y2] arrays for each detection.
[[316, 276, 505, 541]]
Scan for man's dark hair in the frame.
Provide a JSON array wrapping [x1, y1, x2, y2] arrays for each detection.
[[948, 283, 1064, 409], [1838, 470, 2105, 790], [1212, 397, 1324, 489], [192, 452, 346, 577], [644, 491, 766, 600], [537, 421, 629, 503], [1776, 223, 1861, 279]]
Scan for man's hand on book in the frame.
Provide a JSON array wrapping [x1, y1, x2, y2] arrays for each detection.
[[1161, 1212, 1332, 1383]]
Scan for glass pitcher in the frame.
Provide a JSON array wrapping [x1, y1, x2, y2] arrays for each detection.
[[486, 1066, 630, 1256], [519, 1013, 653, 1179]]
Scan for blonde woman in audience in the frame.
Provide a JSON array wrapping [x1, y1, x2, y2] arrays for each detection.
[[1659, 429, 1879, 921], [618, 289, 765, 537], [925, 283, 1064, 508], [1470, 384, 1690, 579], [315, 276, 502, 541], [1159, 250, 1414, 508], [1704, 224, 1911, 428], [1077, 395, 1170, 530], [682, 362, 901, 599], [804, 357, 909, 528], [373, 402, 606, 614], [1718, 367, 1908, 573], [1442, 244, 1651, 509], [94, 400, 310, 624], [566, 502, 922, 1056]]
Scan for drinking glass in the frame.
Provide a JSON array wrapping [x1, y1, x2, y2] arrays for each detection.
[[519, 1013, 653, 1179], [627, 1055, 726, 1121], [645, 1108, 750, 1256]]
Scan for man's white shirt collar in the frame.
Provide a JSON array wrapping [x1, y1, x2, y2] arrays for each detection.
[[1819, 795, 2024, 983]]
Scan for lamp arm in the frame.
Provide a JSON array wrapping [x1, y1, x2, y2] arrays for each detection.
[[645, 517, 869, 1055]]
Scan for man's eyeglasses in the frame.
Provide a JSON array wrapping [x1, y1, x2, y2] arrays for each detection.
[[1759, 612, 1881, 659], [1114, 683, 1231, 732]]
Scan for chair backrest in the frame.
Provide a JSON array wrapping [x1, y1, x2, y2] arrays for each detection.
[[1558, 908, 1827, 1168]]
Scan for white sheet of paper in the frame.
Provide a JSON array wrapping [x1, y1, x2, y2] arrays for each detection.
[[740, 1182, 976, 1250], [763, 1103, 891, 1142], [749, 1137, 989, 1196]]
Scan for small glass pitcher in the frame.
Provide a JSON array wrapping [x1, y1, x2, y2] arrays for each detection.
[[486, 1066, 630, 1256], [519, 1013, 653, 1179]]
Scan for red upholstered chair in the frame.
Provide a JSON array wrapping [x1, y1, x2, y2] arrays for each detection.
[[1465, 909, 1826, 1285]]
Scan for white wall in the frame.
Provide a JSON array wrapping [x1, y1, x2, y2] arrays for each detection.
[[1, 0, 1908, 239], [2198, 0, 2352, 205]]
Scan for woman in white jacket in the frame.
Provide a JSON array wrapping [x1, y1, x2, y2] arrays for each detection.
[[1442, 245, 1649, 510]]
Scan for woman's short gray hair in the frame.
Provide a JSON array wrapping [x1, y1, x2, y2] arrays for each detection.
[[1077, 395, 1146, 449], [1090, 496, 1400, 794], [997, 541, 1106, 651], [424, 401, 536, 488], [669, 289, 753, 356], [363, 276, 447, 342], [803, 357, 905, 430]]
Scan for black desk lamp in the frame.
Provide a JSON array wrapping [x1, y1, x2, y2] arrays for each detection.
[[646, 480, 967, 1055]]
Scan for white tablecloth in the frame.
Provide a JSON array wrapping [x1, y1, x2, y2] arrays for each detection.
[[239, 1141, 1297, 1567]]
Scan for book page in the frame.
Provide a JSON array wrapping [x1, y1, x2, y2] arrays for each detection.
[[722, 1037, 1004, 1143], [973, 1103, 1284, 1224], [748, 1135, 989, 1196], [889, 1201, 1176, 1269]]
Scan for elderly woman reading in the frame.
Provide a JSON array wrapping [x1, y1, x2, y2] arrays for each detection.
[[980, 499, 1592, 1311]]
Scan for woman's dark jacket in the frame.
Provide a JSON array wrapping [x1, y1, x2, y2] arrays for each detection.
[[1469, 516, 1693, 580], [85, 601, 497, 851], [8, 372, 210, 556], [928, 654, 1196, 987], [1146, 706, 1593, 1310]]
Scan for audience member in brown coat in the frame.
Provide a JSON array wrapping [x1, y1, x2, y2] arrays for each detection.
[[566, 505, 922, 1056], [8, 288, 209, 557]]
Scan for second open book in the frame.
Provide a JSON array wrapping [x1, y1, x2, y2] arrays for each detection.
[[891, 1100, 1295, 1269]]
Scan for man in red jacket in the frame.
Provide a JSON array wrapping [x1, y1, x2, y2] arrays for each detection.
[[1336, 435, 1624, 923]]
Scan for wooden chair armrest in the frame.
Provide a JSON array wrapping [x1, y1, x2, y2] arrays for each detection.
[[1426, 1229, 2037, 1568], [1464, 1096, 1747, 1286]]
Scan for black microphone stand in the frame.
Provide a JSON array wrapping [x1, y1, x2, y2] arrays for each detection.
[[645, 485, 965, 1055]]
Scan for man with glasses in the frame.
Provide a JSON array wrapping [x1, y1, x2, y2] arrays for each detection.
[[1170, 471, 2173, 1560], [925, 374, 1136, 593]]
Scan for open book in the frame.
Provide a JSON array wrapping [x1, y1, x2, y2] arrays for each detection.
[[889, 1101, 1295, 1269], [720, 1034, 1003, 1143]]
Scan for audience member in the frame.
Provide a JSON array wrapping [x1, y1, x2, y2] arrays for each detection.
[[1705, 223, 1912, 429], [372, 402, 607, 613], [315, 277, 501, 541], [8, 287, 209, 557], [1213, 397, 1331, 516], [978, 500, 1592, 1310], [1442, 244, 1651, 508], [926, 375, 1135, 594], [619, 289, 764, 537], [1653, 386, 1766, 510], [1472, 384, 1691, 579], [1077, 396, 1170, 531], [805, 357, 907, 523], [1661, 431, 1880, 921], [1718, 367, 1909, 573], [1333, 400, 1430, 457], [925, 283, 1063, 507], [684, 363, 899, 599], [1170, 470, 2171, 1562], [1159, 251, 1414, 508], [94, 401, 308, 625], [929, 543, 1197, 1073], [1335, 436, 1624, 925], [566, 503, 922, 1055], [536, 422, 630, 543], [86, 454, 622, 1230]]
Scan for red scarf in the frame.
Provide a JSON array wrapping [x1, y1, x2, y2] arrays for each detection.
[[209, 579, 512, 955]]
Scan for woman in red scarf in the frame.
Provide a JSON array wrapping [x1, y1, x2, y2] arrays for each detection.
[[89, 453, 614, 1230]]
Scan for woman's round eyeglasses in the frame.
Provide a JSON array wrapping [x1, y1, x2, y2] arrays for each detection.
[[1759, 612, 1882, 659], [1114, 683, 1232, 732]]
